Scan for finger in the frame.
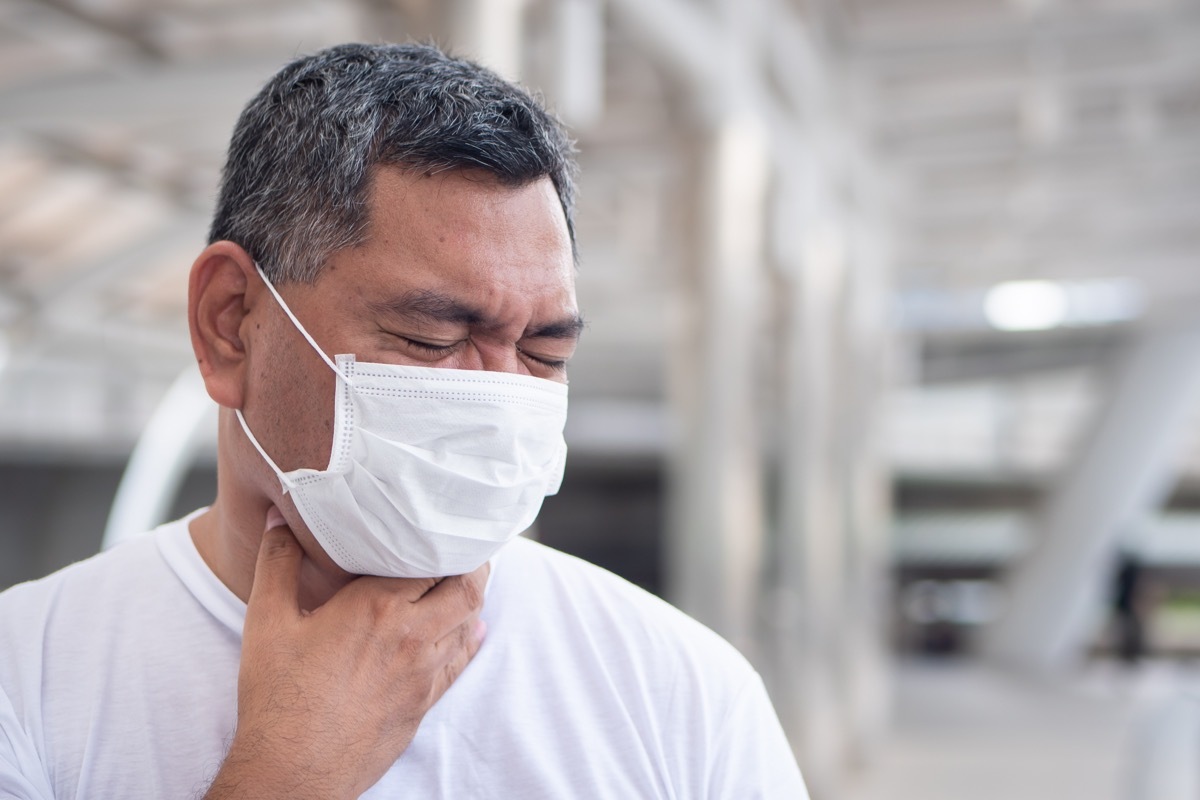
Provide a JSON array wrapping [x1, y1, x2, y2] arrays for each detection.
[[247, 506, 303, 618], [349, 561, 489, 606], [418, 565, 489, 639], [350, 574, 441, 605], [431, 617, 486, 700], [435, 612, 486, 652]]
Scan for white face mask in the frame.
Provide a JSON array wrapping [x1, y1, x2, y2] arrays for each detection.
[[235, 265, 569, 578]]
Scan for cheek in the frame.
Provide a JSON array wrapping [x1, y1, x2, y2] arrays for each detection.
[[285, 374, 338, 470], [252, 334, 339, 472]]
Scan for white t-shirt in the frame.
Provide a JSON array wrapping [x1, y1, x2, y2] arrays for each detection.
[[0, 511, 807, 799]]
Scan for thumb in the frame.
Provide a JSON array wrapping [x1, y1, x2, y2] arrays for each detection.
[[247, 506, 302, 618]]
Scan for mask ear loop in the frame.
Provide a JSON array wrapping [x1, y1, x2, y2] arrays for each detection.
[[235, 262, 353, 494], [253, 262, 351, 383], [234, 408, 296, 493]]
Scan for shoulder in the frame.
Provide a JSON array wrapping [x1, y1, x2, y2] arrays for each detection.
[[495, 536, 758, 689], [0, 530, 164, 627], [0, 524, 184, 713], [0, 529, 167, 631], [0, 532, 168, 793], [0, 515, 241, 799], [484, 538, 807, 795]]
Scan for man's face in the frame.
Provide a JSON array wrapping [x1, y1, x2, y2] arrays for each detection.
[[241, 166, 580, 483]]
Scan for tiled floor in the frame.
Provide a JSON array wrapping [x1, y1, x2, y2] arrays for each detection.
[[838, 659, 1200, 800]]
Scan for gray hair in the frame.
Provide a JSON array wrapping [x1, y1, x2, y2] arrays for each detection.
[[208, 42, 578, 283]]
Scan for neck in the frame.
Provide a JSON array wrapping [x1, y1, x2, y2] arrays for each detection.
[[190, 440, 353, 611]]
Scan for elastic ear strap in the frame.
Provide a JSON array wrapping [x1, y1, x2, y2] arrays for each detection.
[[254, 262, 349, 382], [235, 409, 294, 494]]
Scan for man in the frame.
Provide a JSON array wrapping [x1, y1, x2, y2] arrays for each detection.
[[0, 43, 807, 798]]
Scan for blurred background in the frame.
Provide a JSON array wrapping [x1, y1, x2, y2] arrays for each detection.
[[2, 0, 1200, 797]]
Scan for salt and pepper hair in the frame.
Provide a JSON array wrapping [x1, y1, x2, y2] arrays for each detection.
[[208, 42, 578, 284]]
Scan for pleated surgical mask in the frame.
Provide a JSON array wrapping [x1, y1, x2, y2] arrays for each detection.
[[235, 264, 569, 578]]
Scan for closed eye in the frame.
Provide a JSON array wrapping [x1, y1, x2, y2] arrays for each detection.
[[529, 355, 568, 370], [403, 337, 459, 355], [518, 346, 569, 371]]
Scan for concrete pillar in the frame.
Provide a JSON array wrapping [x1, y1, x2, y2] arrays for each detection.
[[985, 318, 1200, 672], [665, 116, 770, 656], [764, 142, 894, 791], [838, 201, 893, 768], [768, 155, 852, 796], [545, 0, 605, 128], [447, 0, 530, 81]]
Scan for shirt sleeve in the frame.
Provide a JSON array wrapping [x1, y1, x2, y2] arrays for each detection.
[[0, 686, 53, 800], [707, 673, 809, 800]]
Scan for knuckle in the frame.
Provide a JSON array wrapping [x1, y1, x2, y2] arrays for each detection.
[[435, 659, 462, 699], [410, 576, 439, 599], [260, 528, 296, 560], [455, 574, 484, 610], [367, 590, 404, 626], [394, 625, 425, 658], [458, 618, 477, 648], [393, 618, 422, 652], [464, 629, 483, 661]]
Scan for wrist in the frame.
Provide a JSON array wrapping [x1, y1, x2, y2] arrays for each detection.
[[204, 730, 352, 800]]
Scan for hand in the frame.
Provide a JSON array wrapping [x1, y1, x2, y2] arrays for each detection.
[[204, 508, 489, 800]]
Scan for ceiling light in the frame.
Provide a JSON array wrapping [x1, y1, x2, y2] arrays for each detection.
[[984, 281, 1068, 331]]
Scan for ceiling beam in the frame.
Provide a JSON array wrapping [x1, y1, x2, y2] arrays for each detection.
[[30, 0, 168, 60], [848, 4, 1198, 59], [881, 124, 1200, 167], [0, 57, 281, 128]]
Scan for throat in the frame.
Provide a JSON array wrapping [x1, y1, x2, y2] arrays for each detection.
[[189, 502, 354, 611]]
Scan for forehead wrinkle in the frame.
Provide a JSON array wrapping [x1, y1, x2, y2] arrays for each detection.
[[366, 288, 579, 341], [368, 289, 486, 326]]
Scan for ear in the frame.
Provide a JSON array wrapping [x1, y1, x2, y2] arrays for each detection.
[[188, 241, 260, 409]]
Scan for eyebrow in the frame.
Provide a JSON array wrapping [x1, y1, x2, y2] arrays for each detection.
[[526, 315, 587, 341], [368, 289, 585, 341]]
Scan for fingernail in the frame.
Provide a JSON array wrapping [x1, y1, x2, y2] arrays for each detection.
[[264, 506, 286, 532]]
